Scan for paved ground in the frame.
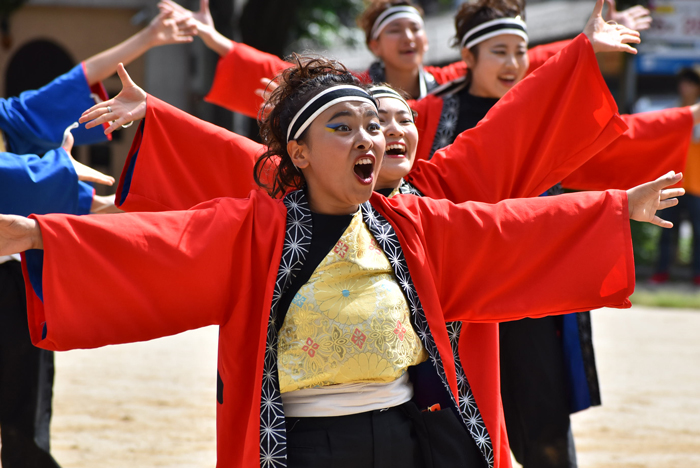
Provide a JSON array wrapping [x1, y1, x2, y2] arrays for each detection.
[[20, 305, 700, 467]]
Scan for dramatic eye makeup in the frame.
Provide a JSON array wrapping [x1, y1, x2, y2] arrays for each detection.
[[325, 123, 347, 132]]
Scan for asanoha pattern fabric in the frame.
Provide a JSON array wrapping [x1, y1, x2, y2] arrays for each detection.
[[259, 190, 493, 468], [428, 93, 459, 160], [277, 211, 427, 393]]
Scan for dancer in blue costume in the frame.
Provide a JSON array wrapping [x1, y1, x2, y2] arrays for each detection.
[[0, 9, 195, 467]]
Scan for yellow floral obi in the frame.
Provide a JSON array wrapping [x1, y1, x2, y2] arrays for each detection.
[[277, 210, 427, 393]]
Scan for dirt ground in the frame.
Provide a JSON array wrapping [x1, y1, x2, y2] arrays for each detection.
[[8, 305, 700, 467]]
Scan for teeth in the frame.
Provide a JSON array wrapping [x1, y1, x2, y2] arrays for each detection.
[[355, 158, 373, 165], [387, 144, 405, 152]]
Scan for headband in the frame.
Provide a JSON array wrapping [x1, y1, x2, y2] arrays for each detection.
[[286, 85, 377, 143], [369, 86, 413, 116], [371, 6, 424, 40], [460, 16, 528, 50]]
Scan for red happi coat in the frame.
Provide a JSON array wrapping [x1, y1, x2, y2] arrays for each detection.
[[22, 185, 634, 468], [111, 35, 629, 468], [204, 38, 568, 119], [411, 34, 693, 181]]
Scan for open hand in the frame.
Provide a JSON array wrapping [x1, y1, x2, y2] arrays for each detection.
[[604, 0, 652, 31], [159, 0, 214, 33], [79, 64, 147, 135], [0, 215, 42, 255], [61, 125, 115, 186], [584, 0, 641, 54], [627, 172, 685, 228], [146, 10, 196, 47]]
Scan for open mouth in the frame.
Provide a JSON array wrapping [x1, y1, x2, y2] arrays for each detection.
[[385, 143, 406, 158], [498, 75, 517, 87], [354, 157, 375, 183]]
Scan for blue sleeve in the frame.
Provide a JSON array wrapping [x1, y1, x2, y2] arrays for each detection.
[[0, 64, 108, 156], [0, 148, 89, 217], [77, 181, 95, 216]]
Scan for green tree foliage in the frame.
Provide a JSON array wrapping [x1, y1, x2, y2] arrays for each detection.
[[290, 0, 365, 50]]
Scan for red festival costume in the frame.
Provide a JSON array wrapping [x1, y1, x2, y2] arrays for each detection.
[[111, 36, 634, 468], [23, 187, 634, 468]]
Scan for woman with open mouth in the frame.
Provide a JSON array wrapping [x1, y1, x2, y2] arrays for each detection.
[[77, 4, 685, 465], [159, 0, 695, 192], [0, 49, 684, 468], [162, 0, 647, 108]]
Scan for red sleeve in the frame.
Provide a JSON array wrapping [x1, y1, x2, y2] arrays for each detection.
[[424, 61, 467, 85], [116, 95, 264, 212], [22, 192, 286, 351], [379, 190, 634, 323], [205, 41, 291, 118], [407, 34, 628, 203], [527, 40, 571, 74], [562, 107, 693, 191]]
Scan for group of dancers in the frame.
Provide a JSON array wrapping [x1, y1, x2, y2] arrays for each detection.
[[0, 0, 697, 467]]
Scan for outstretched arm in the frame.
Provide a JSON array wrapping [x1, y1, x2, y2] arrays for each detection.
[[158, 0, 233, 57], [83, 10, 195, 86], [0, 192, 284, 351], [408, 0, 639, 204], [562, 107, 695, 191], [80, 66, 264, 212], [382, 173, 681, 324]]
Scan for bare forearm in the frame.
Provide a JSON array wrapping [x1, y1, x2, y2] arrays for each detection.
[[83, 28, 154, 86], [199, 26, 234, 57], [0, 215, 43, 255], [690, 103, 700, 125]]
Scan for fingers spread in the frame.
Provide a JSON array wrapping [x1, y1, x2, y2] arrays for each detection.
[[657, 198, 680, 211], [652, 216, 674, 229]]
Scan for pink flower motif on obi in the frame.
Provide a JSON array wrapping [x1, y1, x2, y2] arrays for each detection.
[[351, 328, 367, 349], [394, 320, 407, 341], [333, 240, 349, 258], [302, 338, 319, 357]]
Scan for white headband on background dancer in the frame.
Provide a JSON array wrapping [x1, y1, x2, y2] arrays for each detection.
[[371, 6, 425, 40], [460, 16, 528, 50], [286, 85, 378, 143], [369, 86, 414, 118]]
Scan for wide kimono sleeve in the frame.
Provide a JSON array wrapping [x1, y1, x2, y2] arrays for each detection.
[[561, 107, 693, 191], [0, 63, 109, 155], [0, 149, 93, 217], [205, 41, 291, 118], [21, 191, 287, 351], [527, 40, 570, 74], [117, 95, 264, 212], [407, 34, 627, 203], [375, 190, 634, 323]]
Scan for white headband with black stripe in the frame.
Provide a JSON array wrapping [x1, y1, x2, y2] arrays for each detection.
[[369, 86, 413, 116], [286, 85, 377, 143], [371, 6, 424, 40], [460, 16, 528, 50]]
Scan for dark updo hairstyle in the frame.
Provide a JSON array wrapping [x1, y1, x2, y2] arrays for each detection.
[[357, 0, 424, 46], [452, 0, 525, 59], [254, 54, 362, 198]]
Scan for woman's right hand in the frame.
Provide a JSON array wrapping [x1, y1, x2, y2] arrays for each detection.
[[627, 171, 685, 228], [0, 215, 43, 254], [79, 64, 147, 135]]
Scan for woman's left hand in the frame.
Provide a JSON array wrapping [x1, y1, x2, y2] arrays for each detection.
[[584, 0, 641, 54], [604, 0, 653, 32], [627, 172, 685, 228], [146, 9, 196, 47], [79, 64, 147, 135]]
